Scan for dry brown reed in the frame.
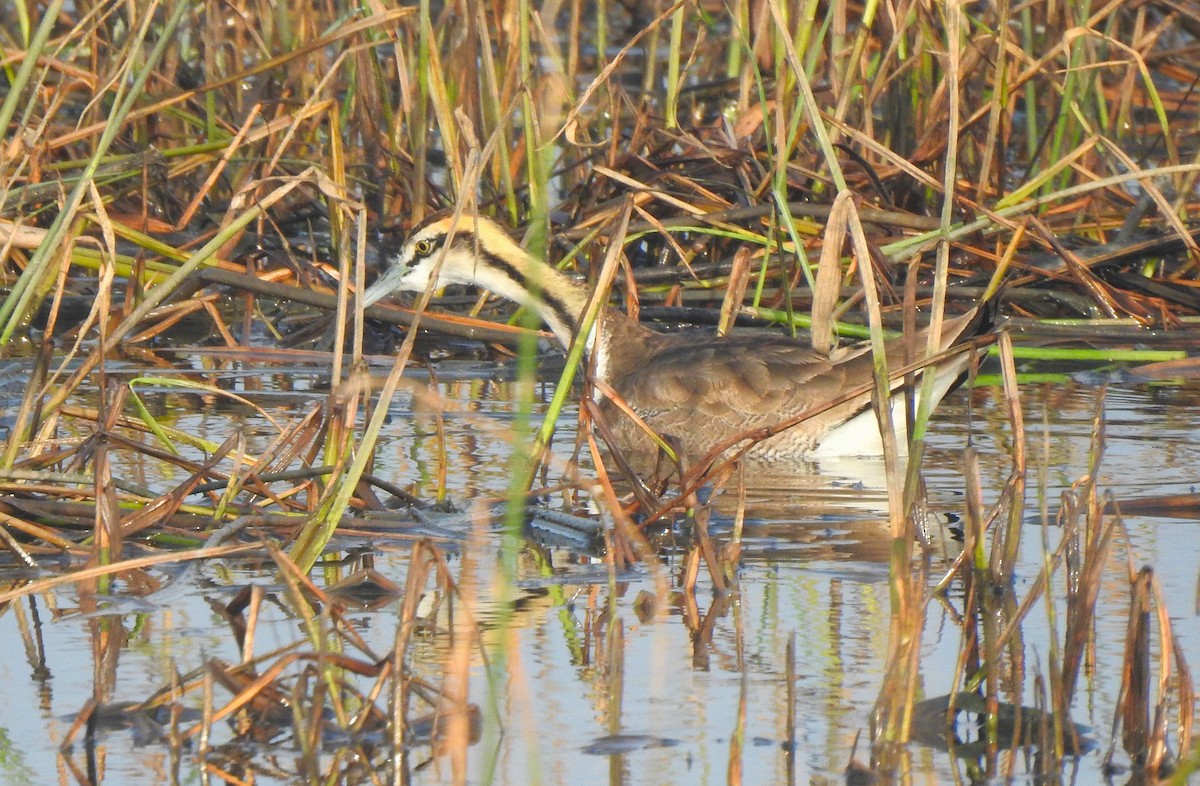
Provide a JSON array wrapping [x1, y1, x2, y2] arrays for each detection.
[[909, 381, 1193, 781], [2, 0, 1199, 780]]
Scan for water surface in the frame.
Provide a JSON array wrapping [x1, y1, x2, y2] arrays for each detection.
[[0, 361, 1197, 785]]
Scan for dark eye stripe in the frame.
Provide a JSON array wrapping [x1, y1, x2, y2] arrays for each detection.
[[416, 231, 576, 332], [478, 248, 577, 332]]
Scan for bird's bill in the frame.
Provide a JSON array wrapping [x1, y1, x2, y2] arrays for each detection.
[[361, 265, 408, 308]]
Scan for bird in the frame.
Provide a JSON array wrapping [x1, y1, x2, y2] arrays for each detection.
[[363, 213, 993, 465]]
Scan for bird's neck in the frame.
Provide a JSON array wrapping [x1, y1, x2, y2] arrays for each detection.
[[476, 245, 654, 383], [483, 256, 590, 351]]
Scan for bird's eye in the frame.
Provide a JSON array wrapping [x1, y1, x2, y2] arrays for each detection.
[[413, 238, 434, 257]]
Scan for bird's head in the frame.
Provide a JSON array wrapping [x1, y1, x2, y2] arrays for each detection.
[[363, 214, 526, 307]]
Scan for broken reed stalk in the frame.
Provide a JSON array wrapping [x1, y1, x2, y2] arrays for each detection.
[[1052, 386, 1108, 740], [5, 2, 1200, 780], [1117, 566, 1157, 770], [99, 540, 473, 780], [951, 388, 1097, 769], [89, 378, 127, 594], [1104, 555, 1194, 777], [932, 381, 1194, 778], [688, 505, 728, 596], [990, 331, 1026, 583], [3, 0, 1192, 565], [1060, 496, 1117, 710], [870, 553, 929, 749], [954, 443, 1025, 761]]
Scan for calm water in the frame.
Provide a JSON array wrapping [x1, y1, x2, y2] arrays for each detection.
[[0, 360, 1197, 785]]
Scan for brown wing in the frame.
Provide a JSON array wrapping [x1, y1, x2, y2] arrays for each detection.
[[609, 334, 867, 455], [601, 307, 986, 461]]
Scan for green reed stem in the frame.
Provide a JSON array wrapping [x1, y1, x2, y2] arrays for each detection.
[[0, 0, 188, 342]]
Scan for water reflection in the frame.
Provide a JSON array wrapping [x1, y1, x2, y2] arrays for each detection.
[[0, 367, 1197, 784]]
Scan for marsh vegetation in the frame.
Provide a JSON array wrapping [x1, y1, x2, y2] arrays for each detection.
[[0, 0, 1197, 783]]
